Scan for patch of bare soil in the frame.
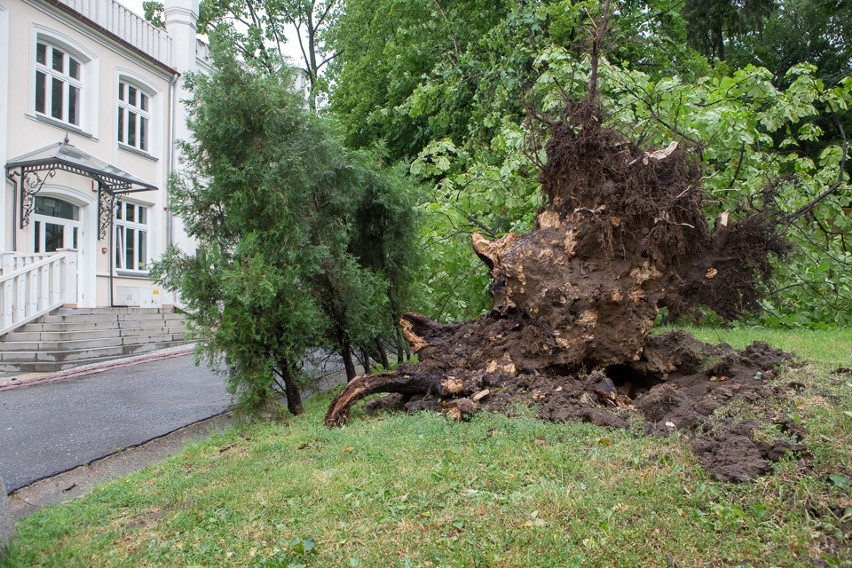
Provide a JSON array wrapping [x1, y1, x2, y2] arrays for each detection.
[[361, 331, 802, 482]]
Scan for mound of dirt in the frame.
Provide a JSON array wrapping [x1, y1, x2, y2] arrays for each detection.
[[360, 332, 799, 482]]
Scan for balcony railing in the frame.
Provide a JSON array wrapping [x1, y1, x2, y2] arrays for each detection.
[[0, 251, 78, 336], [56, 0, 172, 67]]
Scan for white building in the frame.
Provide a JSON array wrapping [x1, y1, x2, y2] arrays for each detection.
[[0, 0, 206, 334]]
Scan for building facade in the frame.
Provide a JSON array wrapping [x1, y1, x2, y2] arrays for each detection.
[[0, 0, 205, 330]]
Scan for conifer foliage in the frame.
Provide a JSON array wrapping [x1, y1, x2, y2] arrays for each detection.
[[153, 43, 417, 414]]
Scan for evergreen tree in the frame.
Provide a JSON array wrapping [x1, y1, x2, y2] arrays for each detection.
[[154, 41, 417, 413]]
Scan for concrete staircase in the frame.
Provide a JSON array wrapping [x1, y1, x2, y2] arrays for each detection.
[[0, 307, 190, 373]]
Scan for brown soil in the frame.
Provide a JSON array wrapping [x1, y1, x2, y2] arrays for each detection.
[[327, 100, 794, 482], [361, 331, 801, 482]]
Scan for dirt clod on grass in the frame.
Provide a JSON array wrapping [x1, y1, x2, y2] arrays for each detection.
[[691, 421, 805, 483], [326, 101, 798, 482]]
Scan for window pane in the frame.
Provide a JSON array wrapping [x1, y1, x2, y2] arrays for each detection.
[[118, 81, 125, 101], [34, 221, 41, 253], [141, 93, 148, 111], [125, 228, 135, 270], [117, 108, 124, 142], [128, 86, 136, 106], [35, 197, 53, 216], [138, 206, 146, 224], [35, 197, 79, 220], [69, 85, 80, 125], [128, 111, 136, 146], [116, 202, 123, 220], [35, 71, 46, 113], [115, 227, 123, 267], [51, 48, 64, 72], [51, 77, 63, 119], [140, 116, 147, 151], [73, 227, 78, 249], [137, 232, 147, 270], [45, 223, 63, 252], [69, 58, 80, 80], [36, 43, 47, 64], [126, 204, 135, 222]]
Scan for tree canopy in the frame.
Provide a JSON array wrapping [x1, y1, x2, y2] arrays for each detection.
[[325, 0, 850, 326]]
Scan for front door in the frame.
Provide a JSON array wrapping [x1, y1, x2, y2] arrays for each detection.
[[32, 196, 80, 253]]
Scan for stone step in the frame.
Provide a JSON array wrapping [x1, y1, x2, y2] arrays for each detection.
[[39, 312, 185, 324], [12, 319, 186, 333], [0, 341, 192, 373], [0, 333, 187, 352], [0, 338, 192, 363], [52, 307, 179, 316], [0, 308, 190, 373], [2, 326, 187, 343]]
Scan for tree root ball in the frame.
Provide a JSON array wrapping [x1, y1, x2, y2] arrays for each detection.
[[326, 102, 794, 482]]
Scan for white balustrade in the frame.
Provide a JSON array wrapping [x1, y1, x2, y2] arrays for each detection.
[[56, 0, 172, 67], [0, 251, 78, 336]]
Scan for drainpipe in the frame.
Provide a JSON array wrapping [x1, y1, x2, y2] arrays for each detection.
[[167, 70, 180, 248], [106, 183, 115, 307]]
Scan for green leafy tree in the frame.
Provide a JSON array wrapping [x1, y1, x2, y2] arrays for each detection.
[[142, 1, 165, 28], [326, 0, 849, 326], [681, 0, 776, 62], [729, 0, 852, 86], [197, 0, 340, 109]]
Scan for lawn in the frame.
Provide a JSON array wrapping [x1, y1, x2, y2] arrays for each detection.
[[3, 327, 850, 567]]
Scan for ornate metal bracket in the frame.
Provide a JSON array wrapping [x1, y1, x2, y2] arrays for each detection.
[[17, 167, 57, 228], [97, 182, 119, 240]]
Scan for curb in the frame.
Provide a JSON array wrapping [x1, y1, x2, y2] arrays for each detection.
[[0, 475, 14, 552], [7, 412, 233, 521]]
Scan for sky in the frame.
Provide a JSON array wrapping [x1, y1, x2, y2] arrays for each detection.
[[117, 0, 305, 65]]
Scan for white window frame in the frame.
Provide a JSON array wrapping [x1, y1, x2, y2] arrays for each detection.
[[32, 196, 81, 254], [114, 200, 150, 274], [30, 27, 98, 136], [35, 41, 82, 126], [117, 78, 153, 154]]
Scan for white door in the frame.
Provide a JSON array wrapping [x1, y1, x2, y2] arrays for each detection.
[[32, 196, 81, 253]]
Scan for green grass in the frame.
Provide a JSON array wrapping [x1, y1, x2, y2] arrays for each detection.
[[4, 327, 851, 567], [660, 325, 852, 367]]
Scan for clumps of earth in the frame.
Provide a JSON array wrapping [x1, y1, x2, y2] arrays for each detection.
[[361, 330, 804, 482], [325, 100, 803, 482]]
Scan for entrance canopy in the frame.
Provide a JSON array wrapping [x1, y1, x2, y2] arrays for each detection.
[[5, 138, 158, 240]]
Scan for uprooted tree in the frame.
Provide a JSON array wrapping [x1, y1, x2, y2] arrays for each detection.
[[326, 95, 784, 414], [324, 94, 820, 481]]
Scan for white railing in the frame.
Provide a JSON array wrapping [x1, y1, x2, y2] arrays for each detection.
[[0, 251, 78, 336], [57, 0, 172, 67]]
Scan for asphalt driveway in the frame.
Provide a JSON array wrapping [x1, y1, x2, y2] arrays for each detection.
[[0, 354, 231, 492]]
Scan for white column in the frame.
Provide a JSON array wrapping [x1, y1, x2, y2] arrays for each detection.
[[0, 3, 10, 252], [164, 0, 199, 257]]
